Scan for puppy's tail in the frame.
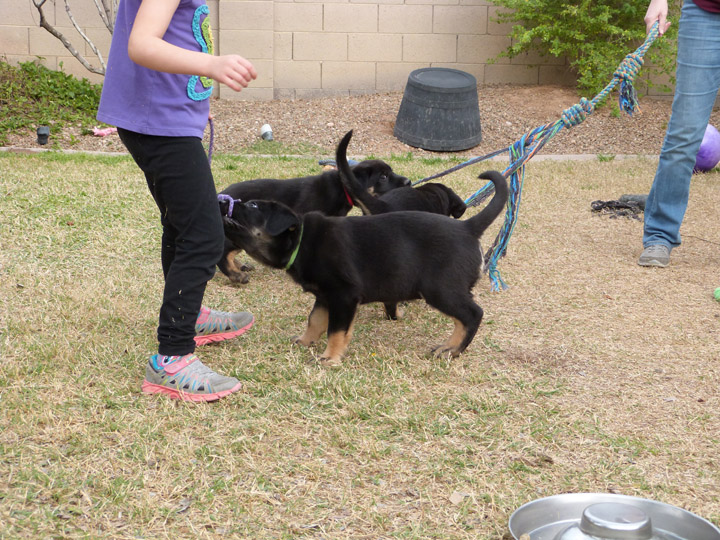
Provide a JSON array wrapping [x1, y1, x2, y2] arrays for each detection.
[[465, 170, 508, 238], [336, 130, 374, 215]]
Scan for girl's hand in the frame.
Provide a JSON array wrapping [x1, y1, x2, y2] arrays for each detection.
[[209, 55, 258, 92]]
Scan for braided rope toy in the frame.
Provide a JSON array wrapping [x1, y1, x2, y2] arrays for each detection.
[[413, 22, 661, 292]]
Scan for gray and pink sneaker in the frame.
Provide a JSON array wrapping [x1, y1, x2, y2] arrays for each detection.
[[194, 306, 254, 346], [142, 354, 243, 401]]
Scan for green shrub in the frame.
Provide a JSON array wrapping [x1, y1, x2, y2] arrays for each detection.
[[0, 58, 102, 145], [489, 0, 679, 98]]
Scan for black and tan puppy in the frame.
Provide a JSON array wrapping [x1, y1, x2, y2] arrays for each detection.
[[340, 168, 467, 219], [218, 159, 410, 283], [221, 130, 508, 365]]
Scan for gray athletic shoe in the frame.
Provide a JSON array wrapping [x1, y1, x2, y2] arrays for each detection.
[[194, 306, 254, 346], [141, 354, 242, 402], [638, 244, 670, 267]]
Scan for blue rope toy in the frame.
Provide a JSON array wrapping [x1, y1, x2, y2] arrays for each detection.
[[412, 22, 661, 292]]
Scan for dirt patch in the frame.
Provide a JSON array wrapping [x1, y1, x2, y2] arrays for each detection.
[[3, 84, 696, 159]]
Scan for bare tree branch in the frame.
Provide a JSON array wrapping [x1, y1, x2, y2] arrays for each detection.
[[64, 0, 106, 72], [32, 0, 109, 76], [91, 0, 116, 35]]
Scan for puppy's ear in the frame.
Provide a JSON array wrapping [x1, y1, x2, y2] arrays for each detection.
[[444, 186, 467, 218], [266, 210, 300, 236], [451, 201, 467, 219]]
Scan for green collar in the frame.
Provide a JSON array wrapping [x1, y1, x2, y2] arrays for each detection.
[[285, 224, 303, 270]]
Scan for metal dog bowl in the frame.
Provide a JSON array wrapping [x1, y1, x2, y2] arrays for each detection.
[[509, 493, 720, 540]]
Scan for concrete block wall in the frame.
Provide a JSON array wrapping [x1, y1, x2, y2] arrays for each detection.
[[1, 0, 578, 101]]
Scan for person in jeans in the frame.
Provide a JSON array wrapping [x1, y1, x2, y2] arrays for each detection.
[[97, 0, 258, 401], [639, 0, 720, 267]]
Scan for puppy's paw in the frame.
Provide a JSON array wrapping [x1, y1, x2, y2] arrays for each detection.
[[291, 335, 316, 347], [317, 355, 343, 367], [383, 302, 404, 320], [431, 345, 461, 358], [227, 270, 250, 285], [240, 261, 255, 272]]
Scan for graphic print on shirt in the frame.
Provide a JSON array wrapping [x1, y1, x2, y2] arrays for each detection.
[[187, 5, 214, 101]]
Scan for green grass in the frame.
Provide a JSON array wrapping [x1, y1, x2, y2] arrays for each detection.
[[2, 151, 720, 538]]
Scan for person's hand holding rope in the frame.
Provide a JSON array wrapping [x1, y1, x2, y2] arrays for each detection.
[[644, 0, 671, 35]]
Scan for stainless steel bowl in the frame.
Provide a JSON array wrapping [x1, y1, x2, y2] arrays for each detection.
[[509, 493, 720, 540]]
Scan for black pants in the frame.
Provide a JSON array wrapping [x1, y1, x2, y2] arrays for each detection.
[[119, 128, 224, 356]]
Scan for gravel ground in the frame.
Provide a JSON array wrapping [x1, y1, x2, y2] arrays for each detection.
[[7, 84, 715, 159]]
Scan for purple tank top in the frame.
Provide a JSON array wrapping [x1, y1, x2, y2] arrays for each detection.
[[97, 0, 213, 138]]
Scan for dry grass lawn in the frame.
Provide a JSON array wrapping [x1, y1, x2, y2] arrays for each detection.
[[1, 150, 719, 539]]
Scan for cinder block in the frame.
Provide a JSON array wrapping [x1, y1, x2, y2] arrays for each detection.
[[364, 0, 403, 6], [511, 48, 566, 66], [274, 33, 293, 60], [274, 4, 323, 32], [55, 56, 105, 84], [484, 64, 539, 85], [402, 34, 456, 63], [457, 34, 510, 64], [4, 55, 53, 68], [54, 0, 111, 28], [275, 60, 321, 88], [219, 1, 273, 31], [379, 5, 432, 33], [274, 88, 296, 99], [294, 33, 347, 61], [296, 88, 349, 99], [322, 61, 376, 89], [246, 58, 273, 87], [433, 6, 488, 34], [487, 6, 514, 35], [1, 2, 45, 25], [406, 0, 457, 5], [324, 4, 378, 33], [83, 27, 112, 60], [432, 62, 484, 84], [220, 30, 273, 60], [538, 65, 577, 87], [0, 26, 29, 56], [376, 62, 428, 90], [219, 86, 274, 101], [29, 26, 75, 56], [207, 0, 219, 27], [349, 33, 401, 62]]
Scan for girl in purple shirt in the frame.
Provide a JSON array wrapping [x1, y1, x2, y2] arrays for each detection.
[[98, 0, 257, 401]]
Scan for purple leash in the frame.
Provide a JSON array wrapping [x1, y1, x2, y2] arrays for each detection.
[[208, 116, 215, 165], [211, 119, 242, 215], [217, 194, 238, 216]]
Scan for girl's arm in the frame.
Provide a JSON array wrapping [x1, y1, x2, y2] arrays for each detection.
[[128, 0, 256, 92]]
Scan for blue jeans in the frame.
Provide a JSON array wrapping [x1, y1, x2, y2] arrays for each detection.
[[643, 0, 720, 249]]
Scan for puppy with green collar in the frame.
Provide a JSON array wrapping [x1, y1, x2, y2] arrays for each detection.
[[221, 131, 508, 365]]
